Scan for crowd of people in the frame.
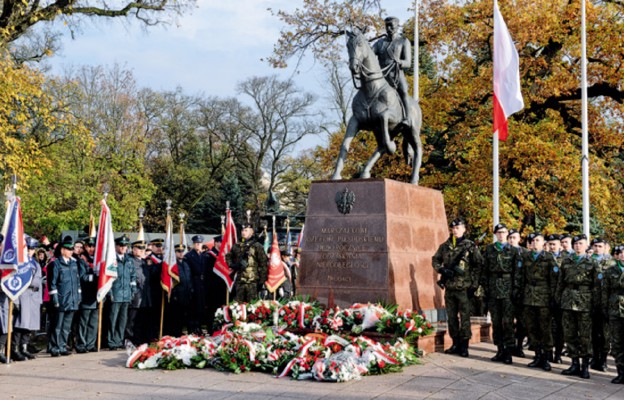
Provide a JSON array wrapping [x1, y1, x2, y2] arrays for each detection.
[[0, 222, 300, 363], [433, 219, 624, 384]]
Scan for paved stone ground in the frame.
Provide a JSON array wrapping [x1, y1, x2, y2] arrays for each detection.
[[1, 342, 622, 400]]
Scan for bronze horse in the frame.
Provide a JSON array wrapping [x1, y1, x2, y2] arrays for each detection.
[[331, 29, 422, 184]]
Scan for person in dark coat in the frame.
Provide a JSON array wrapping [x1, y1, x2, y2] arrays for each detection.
[[185, 235, 208, 334], [125, 240, 152, 345], [145, 238, 164, 342], [76, 237, 98, 353], [107, 235, 137, 350], [205, 236, 227, 333], [12, 237, 43, 360], [165, 244, 192, 337], [48, 236, 81, 356]]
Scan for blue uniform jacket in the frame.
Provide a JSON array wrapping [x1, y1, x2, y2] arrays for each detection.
[[49, 257, 82, 312], [110, 254, 137, 303]]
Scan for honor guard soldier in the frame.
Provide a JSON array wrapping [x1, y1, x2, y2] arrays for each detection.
[[603, 245, 624, 384], [146, 238, 164, 341], [125, 239, 151, 346], [481, 223, 517, 364], [227, 223, 268, 303], [590, 237, 614, 372], [107, 235, 137, 350], [557, 234, 600, 379], [11, 237, 43, 361], [185, 235, 208, 334], [166, 244, 192, 337], [76, 237, 97, 353], [206, 236, 227, 333], [516, 232, 557, 371], [432, 218, 483, 358], [507, 229, 527, 357], [546, 233, 566, 364], [49, 236, 81, 356], [561, 234, 574, 256]]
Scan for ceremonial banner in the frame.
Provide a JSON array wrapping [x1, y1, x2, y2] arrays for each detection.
[[297, 224, 304, 248], [160, 214, 179, 296], [1, 260, 35, 302], [493, 0, 524, 141], [213, 208, 237, 291], [0, 197, 26, 271], [95, 199, 118, 302], [265, 231, 286, 293], [0, 197, 32, 301]]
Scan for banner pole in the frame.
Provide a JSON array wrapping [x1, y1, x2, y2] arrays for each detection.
[[6, 300, 14, 362], [159, 290, 165, 339], [97, 301, 103, 351]]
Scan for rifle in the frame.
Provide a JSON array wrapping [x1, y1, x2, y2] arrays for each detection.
[[436, 249, 469, 289], [436, 232, 485, 289]]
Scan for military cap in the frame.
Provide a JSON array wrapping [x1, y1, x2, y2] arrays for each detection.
[[493, 223, 508, 233], [61, 235, 74, 249], [560, 233, 571, 240], [572, 234, 587, 244], [115, 235, 130, 246], [84, 237, 96, 246], [280, 249, 291, 257], [508, 229, 519, 236], [174, 243, 186, 251], [213, 235, 223, 243], [149, 238, 164, 247], [613, 245, 623, 254], [241, 222, 254, 230], [132, 240, 146, 249], [591, 237, 606, 245], [526, 232, 543, 242], [450, 218, 465, 227], [191, 235, 204, 244], [546, 234, 561, 242], [26, 236, 39, 249]]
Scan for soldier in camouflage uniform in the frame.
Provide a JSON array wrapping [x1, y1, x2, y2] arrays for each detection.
[[432, 218, 483, 358], [508, 229, 527, 357], [546, 234, 567, 364], [481, 223, 517, 364], [603, 245, 624, 384], [561, 234, 574, 256], [557, 234, 600, 379], [590, 237, 614, 371], [515, 232, 557, 371], [226, 223, 268, 303]]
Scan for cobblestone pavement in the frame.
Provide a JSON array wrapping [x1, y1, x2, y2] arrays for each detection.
[[1, 342, 622, 400]]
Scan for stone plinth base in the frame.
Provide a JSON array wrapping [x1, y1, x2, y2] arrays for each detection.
[[299, 179, 449, 319]]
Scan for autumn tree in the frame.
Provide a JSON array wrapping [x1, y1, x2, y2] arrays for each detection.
[[271, 0, 624, 240], [0, 0, 195, 61], [236, 75, 321, 210]]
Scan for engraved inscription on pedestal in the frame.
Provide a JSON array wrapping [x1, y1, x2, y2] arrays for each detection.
[[299, 179, 449, 313]]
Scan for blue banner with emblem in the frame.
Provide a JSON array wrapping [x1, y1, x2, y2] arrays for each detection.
[[1, 260, 35, 302], [1, 196, 31, 301]]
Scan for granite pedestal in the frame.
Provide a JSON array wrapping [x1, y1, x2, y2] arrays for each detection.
[[299, 179, 449, 322]]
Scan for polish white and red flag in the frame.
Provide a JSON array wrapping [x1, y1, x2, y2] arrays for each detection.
[[493, 0, 524, 141], [95, 199, 118, 302], [160, 213, 179, 297], [213, 208, 237, 291]]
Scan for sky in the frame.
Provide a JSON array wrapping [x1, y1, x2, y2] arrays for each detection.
[[42, 0, 414, 148]]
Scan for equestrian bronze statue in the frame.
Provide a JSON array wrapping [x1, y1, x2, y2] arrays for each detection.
[[331, 24, 423, 185]]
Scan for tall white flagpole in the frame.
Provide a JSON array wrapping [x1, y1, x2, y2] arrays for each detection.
[[413, 0, 419, 100], [493, 132, 500, 229], [581, 0, 590, 241]]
